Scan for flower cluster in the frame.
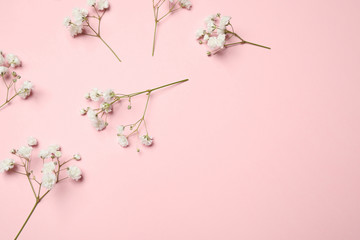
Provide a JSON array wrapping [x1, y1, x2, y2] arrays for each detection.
[[81, 79, 188, 149], [64, 0, 121, 62], [1, 137, 83, 239], [0, 51, 33, 110], [196, 13, 271, 56], [151, 0, 192, 56]]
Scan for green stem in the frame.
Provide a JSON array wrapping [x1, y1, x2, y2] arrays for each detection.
[[0, 92, 20, 110], [152, 20, 158, 56], [129, 78, 189, 97], [98, 36, 122, 62], [14, 201, 39, 240]]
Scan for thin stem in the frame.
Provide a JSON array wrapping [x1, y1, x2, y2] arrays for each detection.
[[14, 201, 39, 240], [98, 36, 122, 62], [225, 30, 270, 49]]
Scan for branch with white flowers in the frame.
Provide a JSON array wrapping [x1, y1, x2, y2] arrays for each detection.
[[196, 13, 271, 56], [0, 137, 83, 240], [81, 79, 189, 149], [152, 0, 192, 56], [64, 0, 121, 62], [0, 51, 33, 110]]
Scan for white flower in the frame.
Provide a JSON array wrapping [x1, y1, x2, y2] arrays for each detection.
[[69, 23, 83, 37], [84, 92, 91, 99], [206, 21, 215, 33], [100, 102, 112, 113], [203, 34, 210, 42], [179, 0, 191, 9], [67, 166, 82, 181], [42, 172, 57, 190], [27, 137, 38, 146], [118, 135, 129, 147], [205, 14, 216, 24], [169, 0, 174, 2], [87, 109, 107, 131], [0, 159, 15, 173], [217, 34, 226, 48], [97, 0, 109, 11], [18, 81, 33, 99], [73, 154, 81, 160], [220, 16, 231, 26], [87, 0, 96, 6], [17, 146, 32, 159], [72, 8, 88, 22], [54, 151, 62, 158], [6, 54, 21, 67], [63, 17, 71, 27], [0, 66, 8, 76], [39, 149, 50, 159], [80, 108, 87, 115], [207, 34, 226, 49], [0, 54, 5, 65], [42, 161, 56, 173], [140, 135, 153, 146], [89, 88, 102, 101], [117, 125, 125, 134], [207, 37, 218, 49], [195, 29, 205, 39], [103, 89, 115, 101]]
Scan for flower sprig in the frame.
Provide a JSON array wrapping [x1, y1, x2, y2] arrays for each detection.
[[0, 51, 33, 110], [64, 0, 121, 62], [196, 13, 271, 56], [152, 0, 192, 56], [0, 137, 83, 240], [81, 79, 189, 148]]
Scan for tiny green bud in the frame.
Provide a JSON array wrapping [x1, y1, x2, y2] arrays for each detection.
[[12, 71, 17, 77], [12, 79, 17, 83], [127, 105, 132, 110], [206, 51, 212, 56]]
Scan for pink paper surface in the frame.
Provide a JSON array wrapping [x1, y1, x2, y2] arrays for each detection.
[[1, 0, 360, 239]]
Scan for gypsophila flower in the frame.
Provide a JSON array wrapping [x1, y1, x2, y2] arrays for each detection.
[[42, 172, 57, 190], [18, 81, 33, 99], [1, 138, 84, 239], [97, 0, 109, 10], [73, 154, 81, 160], [118, 135, 129, 147], [140, 135, 153, 146], [0, 159, 15, 173], [27, 137, 38, 146], [87, 0, 96, 6], [0, 66, 8, 76], [17, 146, 33, 159], [151, 0, 192, 56], [80, 108, 88, 115], [103, 89, 115, 102], [197, 13, 270, 56], [64, 1, 121, 61], [81, 79, 188, 149], [89, 88, 102, 101], [67, 166, 82, 181], [6, 54, 21, 67], [42, 162, 56, 173]]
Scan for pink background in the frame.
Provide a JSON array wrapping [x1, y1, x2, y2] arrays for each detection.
[[1, 0, 360, 239]]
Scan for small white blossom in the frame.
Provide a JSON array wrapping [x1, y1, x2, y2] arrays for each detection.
[[207, 34, 226, 49], [87, 0, 96, 6], [84, 92, 91, 99], [39, 149, 50, 159], [220, 16, 231, 27], [203, 34, 210, 42], [17, 146, 32, 159], [97, 0, 109, 10], [100, 102, 112, 113], [179, 0, 192, 9], [140, 135, 153, 146], [18, 81, 33, 99], [205, 14, 216, 24], [63, 17, 71, 27], [73, 154, 81, 160], [196, 29, 205, 39], [117, 125, 125, 134], [27, 137, 38, 146], [87, 109, 107, 131], [89, 88, 102, 101], [69, 23, 83, 37], [0, 66, 8, 76], [54, 151, 62, 158], [80, 108, 87, 115], [72, 8, 88, 22], [118, 135, 129, 147], [103, 89, 115, 102], [67, 166, 82, 181], [42, 162, 56, 173], [6, 54, 21, 67], [206, 21, 216, 33], [42, 172, 57, 190], [0, 159, 15, 173]]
